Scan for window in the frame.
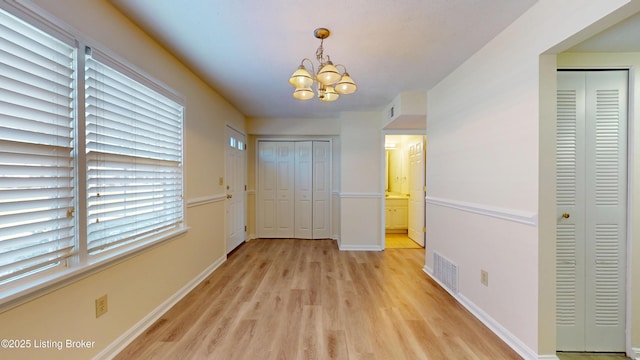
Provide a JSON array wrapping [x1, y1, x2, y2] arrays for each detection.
[[0, 5, 185, 301], [85, 49, 184, 255], [0, 7, 76, 285]]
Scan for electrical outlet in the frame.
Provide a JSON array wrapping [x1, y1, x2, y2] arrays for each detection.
[[481, 270, 489, 286], [95, 294, 108, 318]]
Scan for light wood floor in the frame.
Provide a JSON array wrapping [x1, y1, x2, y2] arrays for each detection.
[[115, 239, 521, 359], [385, 232, 422, 249]]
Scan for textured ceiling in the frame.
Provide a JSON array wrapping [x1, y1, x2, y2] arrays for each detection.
[[108, 0, 539, 120]]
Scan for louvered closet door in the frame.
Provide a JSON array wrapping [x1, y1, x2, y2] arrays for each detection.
[[556, 70, 627, 352]]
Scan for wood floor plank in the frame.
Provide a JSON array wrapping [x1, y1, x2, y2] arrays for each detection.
[[114, 239, 523, 360]]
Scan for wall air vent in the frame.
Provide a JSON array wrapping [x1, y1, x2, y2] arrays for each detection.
[[433, 251, 459, 294]]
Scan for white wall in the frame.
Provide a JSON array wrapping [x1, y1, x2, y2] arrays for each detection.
[[339, 112, 385, 249], [0, 1, 245, 359], [425, 0, 639, 357]]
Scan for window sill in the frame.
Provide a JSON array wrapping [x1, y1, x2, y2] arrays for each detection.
[[0, 227, 189, 314]]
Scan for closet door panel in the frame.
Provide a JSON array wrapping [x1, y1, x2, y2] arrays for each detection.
[[295, 142, 313, 239], [312, 141, 331, 238], [258, 142, 278, 237], [276, 142, 295, 237]]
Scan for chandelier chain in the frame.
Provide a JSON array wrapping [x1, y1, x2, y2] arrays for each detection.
[[315, 39, 326, 66]]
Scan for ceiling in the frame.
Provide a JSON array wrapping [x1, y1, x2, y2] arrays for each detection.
[[107, 1, 640, 121], [568, 11, 640, 52], [108, 0, 538, 120]]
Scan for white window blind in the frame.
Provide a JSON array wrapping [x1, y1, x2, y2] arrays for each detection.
[[85, 51, 184, 255], [0, 8, 76, 283]]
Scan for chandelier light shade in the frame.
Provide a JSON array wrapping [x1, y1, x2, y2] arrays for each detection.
[[289, 65, 313, 88], [293, 87, 314, 100], [289, 28, 357, 102], [316, 62, 341, 85], [334, 72, 357, 94]]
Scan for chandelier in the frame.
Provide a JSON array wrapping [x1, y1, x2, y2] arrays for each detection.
[[288, 28, 357, 102]]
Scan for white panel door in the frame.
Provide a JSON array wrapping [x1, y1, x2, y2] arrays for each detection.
[[258, 141, 295, 238], [294, 141, 313, 239], [275, 142, 295, 237], [225, 127, 246, 253], [408, 137, 425, 246], [312, 141, 331, 239], [556, 70, 627, 351], [258, 141, 278, 238]]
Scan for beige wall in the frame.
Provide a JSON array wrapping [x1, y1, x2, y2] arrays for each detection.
[[557, 51, 640, 351], [425, 0, 639, 357], [0, 1, 245, 359]]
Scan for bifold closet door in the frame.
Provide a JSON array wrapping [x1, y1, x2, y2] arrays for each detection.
[[259, 141, 331, 239], [293, 141, 331, 239], [556, 70, 627, 352], [258, 141, 294, 238]]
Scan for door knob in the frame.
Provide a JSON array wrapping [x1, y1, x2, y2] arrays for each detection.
[[562, 213, 570, 219], [227, 194, 232, 199]]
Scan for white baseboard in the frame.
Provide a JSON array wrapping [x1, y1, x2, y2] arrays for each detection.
[[338, 243, 383, 251], [93, 255, 227, 360], [333, 235, 341, 248], [423, 264, 433, 275], [631, 347, 640, 360], [422, 266, 545, 360]]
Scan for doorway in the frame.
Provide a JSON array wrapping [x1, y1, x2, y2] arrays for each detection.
[[555, 70, 628, 352], [384, 134, 425, 248], [225, 126, 247, 253]]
